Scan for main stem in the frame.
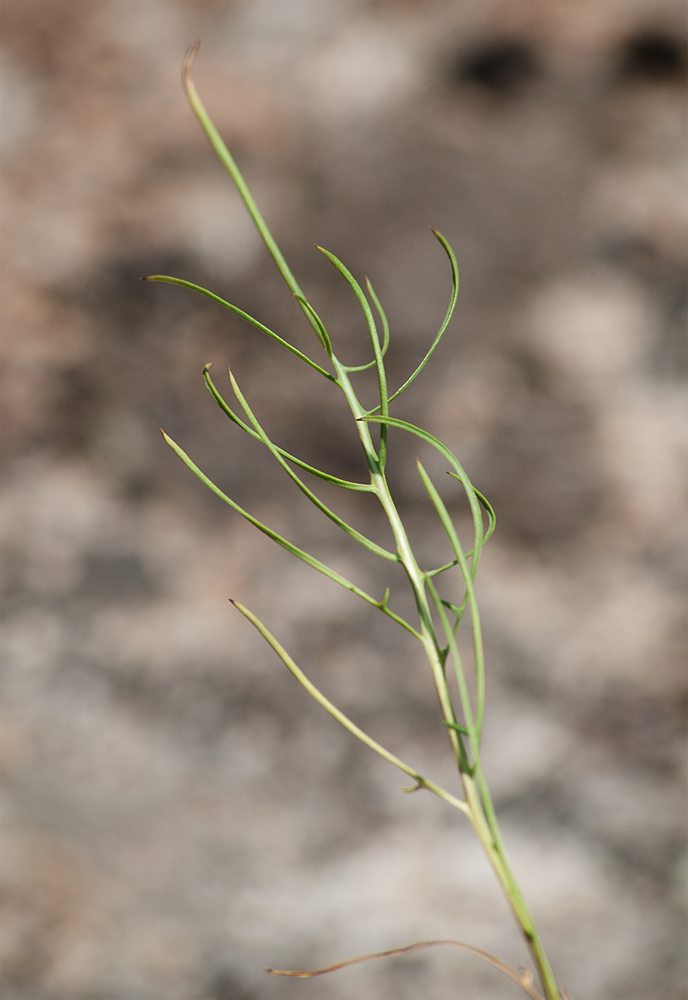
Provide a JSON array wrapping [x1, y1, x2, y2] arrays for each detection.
[[336, 363, 560, 999], [462, 776, 560, 999]]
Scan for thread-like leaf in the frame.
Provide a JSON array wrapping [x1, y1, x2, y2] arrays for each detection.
[[232, 600, 468, 815], [417, 460, 485, 743], [203, 365, 373, 492], [428, 578, 476, 775], [227, 368, 398, 562], [360, 414, 487, 579], [317, 246, 389, 467], [181, 42, 325, 346], [143, 275, 335, 381], [441, 596, 468, 633], [162, 430, 419, 637], [343, 278, 390, 371], [450, 477, 497, 546], [365, 278, 390, 357], [291, 293, 333, 358], [367, 229, 458, 410]]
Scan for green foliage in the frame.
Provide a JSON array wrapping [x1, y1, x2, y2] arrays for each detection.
[[147, 41, 569, 1000]]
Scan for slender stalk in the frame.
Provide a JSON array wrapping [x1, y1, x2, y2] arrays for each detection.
[[461, 775, 560, 999], [331, 359, 465, 765]]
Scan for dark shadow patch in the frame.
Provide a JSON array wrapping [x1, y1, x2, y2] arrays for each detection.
[[451, 39, 541, 96], [617, 30, 688, 83]]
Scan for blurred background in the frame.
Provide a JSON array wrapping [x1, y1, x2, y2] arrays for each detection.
[[1, 2, 686, 998]]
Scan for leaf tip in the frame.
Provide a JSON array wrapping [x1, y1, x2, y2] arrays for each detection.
[[182, 40, 201, 86], [401, 777, 424, 793]]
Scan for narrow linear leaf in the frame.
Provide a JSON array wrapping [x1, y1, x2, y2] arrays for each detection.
[[162, 430, 419, 638], [441, 596, 468, 633], [444, 721, 470, 736], [291, 293, 333, 358], [181, 42, 325, 344], [203, 365, 373, 492], [426, 558, 459, 578], [344, 358, 378, 373], [342, 277, 390, 373], [143, 275, 335, 382], [367, 229, 458, 410], [317, 246, 389, 467], [360, 414, 487, 577], [227, 368, 398, 562], [232, 600, 469, 816], [315, 248, 383, 359], [365, 278, 390, 357], [418, 461, 485, 743], [427, 575, 476, 775], [449, 476, 497, 545], [426, 496, 495, 577]]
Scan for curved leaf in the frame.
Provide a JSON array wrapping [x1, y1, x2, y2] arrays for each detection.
[[143, 275, 335, 381]]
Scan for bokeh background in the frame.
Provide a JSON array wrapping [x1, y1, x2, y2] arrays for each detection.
[[1, 2, 686, 998]]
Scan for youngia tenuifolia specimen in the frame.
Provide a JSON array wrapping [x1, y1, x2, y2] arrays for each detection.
[[145, 43, 569, 1000]]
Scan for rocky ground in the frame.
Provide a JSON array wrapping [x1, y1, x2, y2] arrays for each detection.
[[1, 2, 686, 998]]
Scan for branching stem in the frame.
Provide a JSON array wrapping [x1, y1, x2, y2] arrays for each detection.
[[155, 45, 569, 1000]]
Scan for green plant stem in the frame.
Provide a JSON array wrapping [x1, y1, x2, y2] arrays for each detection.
[[462, 775, 560, 1000], [382, 525, 563, 999], [166, 47, 567, 1000], [331, 359, 466, 766], [341, 400, 560, 997]]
